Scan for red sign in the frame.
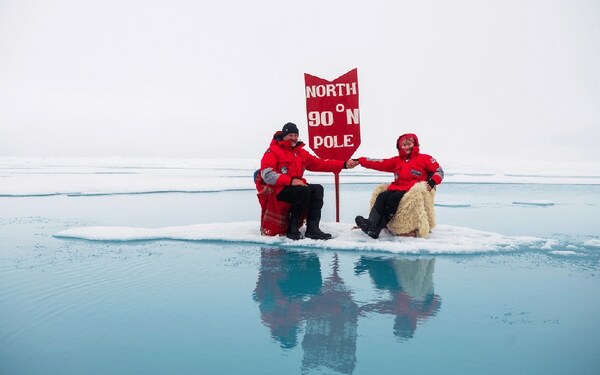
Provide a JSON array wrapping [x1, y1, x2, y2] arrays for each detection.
[[304, 68, 361, 161]]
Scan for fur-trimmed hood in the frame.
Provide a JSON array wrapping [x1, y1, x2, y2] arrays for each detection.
[[396, 133, 420, 159]]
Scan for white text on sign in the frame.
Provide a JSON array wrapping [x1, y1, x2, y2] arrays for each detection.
[[313, 135, 354, 149], [307, 109, 360, 126], [305, 83, 358, 98]]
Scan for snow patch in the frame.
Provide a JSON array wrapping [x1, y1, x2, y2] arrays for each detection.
[[583, 239, 600, 248], [550, 250, 580, 256], [54, 222, 551, 255]]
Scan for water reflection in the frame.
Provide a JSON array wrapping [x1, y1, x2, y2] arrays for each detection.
[[253, 248, 323, 348], [301, 254, 358, 374], [355, 257, 441, 341], [253, 248, 442, 374]]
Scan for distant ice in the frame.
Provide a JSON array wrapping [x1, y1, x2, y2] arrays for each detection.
[[584, 239, 600, 248], [54, 222, 553, 255], [1, 157, 600, 196], [512, 200, 555, 206], [550, 250, 580, 256], [435, 201, 472, 208]]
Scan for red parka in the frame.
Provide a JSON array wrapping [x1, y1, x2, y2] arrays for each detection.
[[260, 131, 345, 196], [358, 133, 444, 191], [256, 132, 345, 236]]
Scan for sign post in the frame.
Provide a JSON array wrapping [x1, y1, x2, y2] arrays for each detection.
[[304, 68, 361, 222]]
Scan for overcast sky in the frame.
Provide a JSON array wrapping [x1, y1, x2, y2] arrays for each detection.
[[1, 0, 599, 164]]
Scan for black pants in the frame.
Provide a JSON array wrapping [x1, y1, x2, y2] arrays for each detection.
[[373, 190, 406, 226], [277, 184, 324, 221]]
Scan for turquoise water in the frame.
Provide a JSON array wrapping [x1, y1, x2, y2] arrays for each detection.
[[1, 183, 599, 374]]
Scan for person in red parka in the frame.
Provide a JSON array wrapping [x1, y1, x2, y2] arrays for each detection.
[[355, 133, 444, 239], [260, 122, 358, 240]]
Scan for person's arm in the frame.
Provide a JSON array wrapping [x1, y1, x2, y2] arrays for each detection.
[[302, 150, 345, 174], [260, 149, 293, 187], [424, 155, 444, 189], [358, 156, 397, 173]]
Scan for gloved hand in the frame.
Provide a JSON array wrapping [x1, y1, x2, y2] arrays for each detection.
[[344, 159, 360, 169]]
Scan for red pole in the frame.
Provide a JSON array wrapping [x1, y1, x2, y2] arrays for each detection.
[[334, 172, 340, 222]]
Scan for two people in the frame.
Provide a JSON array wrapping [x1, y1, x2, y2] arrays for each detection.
[[259, 124, 443, 241]]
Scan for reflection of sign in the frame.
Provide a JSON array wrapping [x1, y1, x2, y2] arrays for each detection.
[[304, 68, 361, 161]]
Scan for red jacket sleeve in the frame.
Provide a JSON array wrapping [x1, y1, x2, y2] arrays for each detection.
[[260, 148, 293, 187], [358, 156, 397, 173], [422, 154, 444, 185], [301, 149, 345, 174]]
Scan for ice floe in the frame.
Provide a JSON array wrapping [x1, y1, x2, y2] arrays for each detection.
[[54, 222, 554, 255]]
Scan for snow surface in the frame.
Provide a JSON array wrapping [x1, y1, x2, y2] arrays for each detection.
[[54, 222, 552, 255], [584, 239, 600, 248], [550, 250, 580, 256]]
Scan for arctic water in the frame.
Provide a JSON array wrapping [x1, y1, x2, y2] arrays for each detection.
[[1, 160, 599, 375]]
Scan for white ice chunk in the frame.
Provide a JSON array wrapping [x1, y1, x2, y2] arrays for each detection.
[[54, 222, 551, 255]]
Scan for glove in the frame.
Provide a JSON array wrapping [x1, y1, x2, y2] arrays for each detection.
[[344, 159, 360, 169]]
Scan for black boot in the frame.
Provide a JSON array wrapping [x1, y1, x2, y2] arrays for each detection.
[[304, 187, 331, 240], [305, 218, 332, 240], [355, 216, 378, 239], [370, 209, 388, 238], [286, 215, 303, 240], [355, 209, 385, 239]]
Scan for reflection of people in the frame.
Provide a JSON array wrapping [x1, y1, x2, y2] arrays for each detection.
[[355, 256, 441, 340], [252, 248, 322, 348], [260, 122, 358, 240], [355, 133, 444, 238], [253, 249, 358, 373], [301, 254, 358, 375]]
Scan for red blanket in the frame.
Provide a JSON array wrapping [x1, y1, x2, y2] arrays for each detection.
[[255, 170, 304, 236]]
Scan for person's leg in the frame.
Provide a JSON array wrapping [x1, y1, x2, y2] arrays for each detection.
[[277, 185, 310, 240], [277, 185, 310, 217], [356, 190, 405, 239], [380, 191, 405, 227], [304, 184, 331, 240], [370, 190, 395, 225], [355, 190, 393, 237]]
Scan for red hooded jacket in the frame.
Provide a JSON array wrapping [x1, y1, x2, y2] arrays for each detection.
[[256, 131, 345, 236], [358, 133, 444, 191]]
